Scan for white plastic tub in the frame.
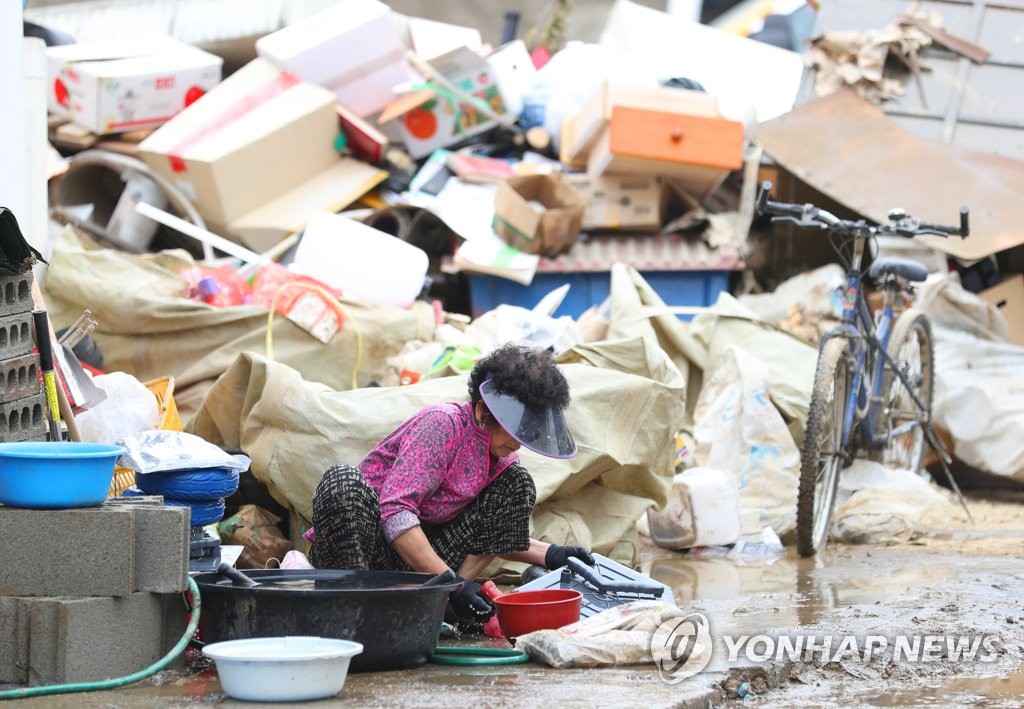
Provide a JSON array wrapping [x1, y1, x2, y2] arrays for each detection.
[[647, 467, 742, 549], [202, 636, 363, 702]]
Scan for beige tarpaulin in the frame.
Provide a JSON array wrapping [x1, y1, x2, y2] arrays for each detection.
[[42, 226, 437, 417], [688, 293, 818, 444], [189, 332, 686, 572], [185, 263, 690, 575]]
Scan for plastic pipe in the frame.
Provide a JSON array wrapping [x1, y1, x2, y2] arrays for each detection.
[[0, 576, 202, 700]]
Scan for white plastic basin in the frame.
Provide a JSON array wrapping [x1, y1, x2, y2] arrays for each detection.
[[203, 636, 363, 702]]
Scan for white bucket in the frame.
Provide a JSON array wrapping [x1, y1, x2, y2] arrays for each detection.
[[290, 211, 429, 308], [647, 467, 741, 549]]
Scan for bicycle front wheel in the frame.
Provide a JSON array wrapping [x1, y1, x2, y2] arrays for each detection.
[[880, 308, 934, 475], [797, 337, 851, 557]]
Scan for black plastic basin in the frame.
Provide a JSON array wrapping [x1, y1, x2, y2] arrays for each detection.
[[193, 568, 460, 672]]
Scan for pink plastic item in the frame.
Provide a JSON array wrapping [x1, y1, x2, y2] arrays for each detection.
[[480, 581, 505, 639]]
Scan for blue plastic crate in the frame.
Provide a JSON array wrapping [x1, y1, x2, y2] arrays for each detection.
[[467, 270, 732, 320]]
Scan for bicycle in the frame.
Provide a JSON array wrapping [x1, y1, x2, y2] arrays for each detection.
[[755, 182, 972, 557]]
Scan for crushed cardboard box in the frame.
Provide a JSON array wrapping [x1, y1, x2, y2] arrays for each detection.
[[381, 46, 512, 159], [492, 174, 585, 257], [563, 173, 661, 231]]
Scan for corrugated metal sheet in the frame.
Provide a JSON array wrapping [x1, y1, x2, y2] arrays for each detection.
[[753, 89, 1024, 262], [536, 233, 743, 273], [796, 0, 1024, 160]]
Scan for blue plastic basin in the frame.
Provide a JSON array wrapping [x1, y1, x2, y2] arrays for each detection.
[[0, 442, 125, 509]]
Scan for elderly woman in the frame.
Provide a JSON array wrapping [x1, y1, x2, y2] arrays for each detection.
[[308, 343, 593, 627]]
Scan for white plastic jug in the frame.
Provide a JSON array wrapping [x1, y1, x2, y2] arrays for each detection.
[[290, 211, 429, 308], [647, 467, 742, 549]]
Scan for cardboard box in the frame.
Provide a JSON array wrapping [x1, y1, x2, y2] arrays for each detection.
[[46, 35, 222, 135], [492, 174, 585, 256], [979, 275, 1024, 347], [563, 173, 661, 230], [587, 106, 744, 201], [225, 158, 388, 252], [566, 82, 720, 162], [384, 47, 511, 159], [255, 0, 412, 117], [137, 59, 339, 227]]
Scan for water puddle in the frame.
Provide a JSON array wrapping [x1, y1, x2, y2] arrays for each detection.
[[642, 547, 956, 634], [866, 663, 1024, 706]]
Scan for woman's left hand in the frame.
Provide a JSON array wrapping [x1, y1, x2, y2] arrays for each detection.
[[544, 544, 595, 570]]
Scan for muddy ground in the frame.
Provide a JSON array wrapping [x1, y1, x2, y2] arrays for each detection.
[[5, 490, 1024, 708]]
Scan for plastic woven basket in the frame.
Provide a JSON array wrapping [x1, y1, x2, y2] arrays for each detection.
[[108, 376, 181, 496]]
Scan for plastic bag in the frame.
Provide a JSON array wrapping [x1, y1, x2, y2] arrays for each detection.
[[693, 346, 800, 538], [280, 550, 314, 570], [118, 430, 251, 474], [218, 504, 292, 570], [178, 264, 252, 307], [515, 600, 686, 668], [76, 371, 161, 445]]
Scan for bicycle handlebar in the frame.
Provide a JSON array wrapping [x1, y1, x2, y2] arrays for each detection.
[[756, 181, 969, 239]]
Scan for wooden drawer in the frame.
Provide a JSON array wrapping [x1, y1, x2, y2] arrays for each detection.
[[588, 106, 745, 199], [567, 82, 719, 161]]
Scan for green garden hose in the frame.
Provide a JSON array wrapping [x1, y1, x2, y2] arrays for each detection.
[[430, 645, 530, 666], [0, 576, 202, 700]]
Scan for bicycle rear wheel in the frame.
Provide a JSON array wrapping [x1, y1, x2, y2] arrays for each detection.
[[880, 308, 933, 475], [797, 337, 851, 557]]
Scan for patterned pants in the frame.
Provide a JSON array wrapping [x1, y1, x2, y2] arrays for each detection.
[[309, 463, 536, 571]]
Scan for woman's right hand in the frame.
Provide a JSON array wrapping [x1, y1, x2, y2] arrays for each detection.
[[544, 544, 595, 570]]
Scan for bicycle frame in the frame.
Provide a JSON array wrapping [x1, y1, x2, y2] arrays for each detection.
[[820, 247, 929, 454]]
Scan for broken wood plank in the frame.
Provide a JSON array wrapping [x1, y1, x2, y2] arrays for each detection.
[[900, 15, 992, 64]]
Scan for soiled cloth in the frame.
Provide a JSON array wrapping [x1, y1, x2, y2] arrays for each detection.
[[309, 464, 534, 571], [360, 402, 518, 541]]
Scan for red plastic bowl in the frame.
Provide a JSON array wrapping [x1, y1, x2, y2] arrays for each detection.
[[493, 589, 583, 639]]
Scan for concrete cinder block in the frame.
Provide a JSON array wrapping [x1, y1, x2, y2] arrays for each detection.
[[26, 592, 187, 686], [104, 495, 165, 508], [0, 597, 30, 685], [0, 273, 34, 318], [103, 496, 191, 593], [131, 506, 190, 593], [0, 310, 35, 359], [0, 507, 135, 597], [0, 352, 41, 403], [0, 392, 47, 442]]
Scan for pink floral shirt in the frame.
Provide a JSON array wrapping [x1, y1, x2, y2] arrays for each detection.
[[360, 401, 518, 542]]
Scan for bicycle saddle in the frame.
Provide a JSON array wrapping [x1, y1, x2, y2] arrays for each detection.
[[868, 257, 928, 283]]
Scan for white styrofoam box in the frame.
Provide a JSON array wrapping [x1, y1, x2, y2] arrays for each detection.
[[256, 0, 413, 117], [290, 211, 428, 308]]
